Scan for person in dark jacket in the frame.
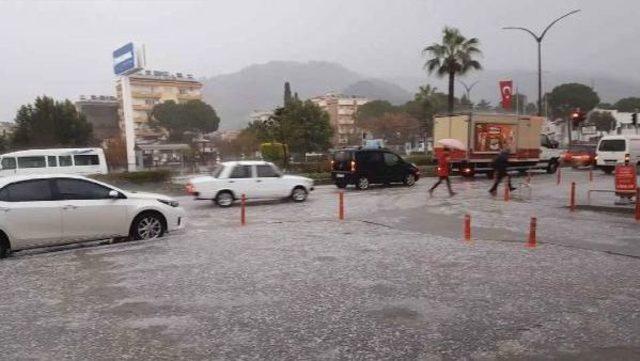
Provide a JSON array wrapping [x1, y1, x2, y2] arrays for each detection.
[[429, 147, 456, 197], [489, 149, 516, 195]]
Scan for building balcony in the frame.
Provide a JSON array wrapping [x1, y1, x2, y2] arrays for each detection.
[[177, 93, 202, 101], [132, 104, 153, 111], [131, 91, 162, 99]]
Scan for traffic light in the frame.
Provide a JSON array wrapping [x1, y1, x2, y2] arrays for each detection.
[[570, 109, 587, 127]]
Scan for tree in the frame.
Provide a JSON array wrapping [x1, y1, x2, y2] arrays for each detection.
[[546, 83, 600, 119], [423, 27, 482, 113], [525, 103, 538, 115], [12, 96, 94, 149], [356, 100, 399, 122], [284, 82, 292, 106], [0, 133, 9, 153], [597, 102, 616, 110], [151, 100, 220, 142], [458, 94, 473, 111], [356, 113, 421, 146], [404, 85, 449, 137], [476, 99, 492, 112], [252, 99, 333, 157], [613, 97, 640, 112], [588, 111, 617, 134]]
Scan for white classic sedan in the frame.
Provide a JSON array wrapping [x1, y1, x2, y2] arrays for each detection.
[[187, 161, 314, 207], [0, 174, 185, 258]]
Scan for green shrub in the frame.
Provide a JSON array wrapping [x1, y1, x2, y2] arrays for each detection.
[[261, 142, 286, 162]]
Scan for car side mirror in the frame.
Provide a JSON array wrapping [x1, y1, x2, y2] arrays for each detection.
[[108, 190, 120, 199]]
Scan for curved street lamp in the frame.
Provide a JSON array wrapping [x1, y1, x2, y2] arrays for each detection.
[[457, 80, 479, 100], [503, 9, 581, 116]]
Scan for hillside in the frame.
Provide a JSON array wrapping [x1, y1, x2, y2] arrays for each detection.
[[201, 61, 412, 129]]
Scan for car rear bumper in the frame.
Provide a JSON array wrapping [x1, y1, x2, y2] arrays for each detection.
[[331, 171, 355, 183]]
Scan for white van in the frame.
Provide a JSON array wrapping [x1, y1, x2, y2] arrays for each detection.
[[0, 148, 108, 177], [595, 135, 640, 174]]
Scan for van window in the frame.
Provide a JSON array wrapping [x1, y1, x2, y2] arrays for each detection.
[[47, 156, 58, 167], [74, 154, 100, 166], [17, 156, 46, 168], [59, 156, 72, 167], [1, 157, 16, 170], [383, 152, 400, 166], [598, 139, 626, 152]]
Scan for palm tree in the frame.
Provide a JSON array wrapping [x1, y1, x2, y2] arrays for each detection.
[[423, 27, 482, 114]]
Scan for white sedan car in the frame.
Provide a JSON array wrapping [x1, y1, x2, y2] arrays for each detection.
[[187, 161, 314, 207], [0, 174, 185, 258]]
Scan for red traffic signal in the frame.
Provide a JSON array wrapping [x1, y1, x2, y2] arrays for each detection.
[[571, 109, 587, 126]]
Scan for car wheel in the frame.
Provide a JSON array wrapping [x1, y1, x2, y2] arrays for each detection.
[[291, 187, 308, 202], [0, 234, 10, 259], [335, 180, 347, 189], [603, 168, 613, 175], [403, 173, 416, 187], [355, 177, 370, 190], [130, 212, 166, 241], [546, 160, 559, 174], [215, 191, 234, 207]]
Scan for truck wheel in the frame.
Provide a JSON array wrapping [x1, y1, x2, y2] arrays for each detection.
[[603, 167, 613, 175], [546, 160, 559, 174], [486, 171, 495, 179]]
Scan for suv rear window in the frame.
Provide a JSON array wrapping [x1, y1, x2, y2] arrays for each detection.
[[334, 151, 353, 161], [598, 139, 626, 152]]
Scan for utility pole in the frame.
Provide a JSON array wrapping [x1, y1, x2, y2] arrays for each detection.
[[503, 10, 581, 117]]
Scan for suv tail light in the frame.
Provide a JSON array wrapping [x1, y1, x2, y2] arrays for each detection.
[[330, 160, 335, 169], [185, 182, 195, 195], [350, 160, 356, 172]]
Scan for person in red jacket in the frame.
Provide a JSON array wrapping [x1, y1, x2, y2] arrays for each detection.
[[429, 147, 456, 197]]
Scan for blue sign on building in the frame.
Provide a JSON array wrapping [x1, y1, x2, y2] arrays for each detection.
[[113, 42, 138, 76]]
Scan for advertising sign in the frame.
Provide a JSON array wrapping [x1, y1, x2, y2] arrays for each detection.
[[474, 123, 517, 153], [615, 164, 637, 195], [113, 42, 141, 76]]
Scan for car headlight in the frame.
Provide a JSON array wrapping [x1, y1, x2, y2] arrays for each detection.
[[158, 199, 180, 207]]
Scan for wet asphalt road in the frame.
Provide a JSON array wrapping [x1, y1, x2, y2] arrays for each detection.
[[0, 169, 639, 360]]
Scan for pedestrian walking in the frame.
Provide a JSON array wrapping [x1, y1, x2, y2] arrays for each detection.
[[489, 149, 516, 196], [429, 147, 456, 197]]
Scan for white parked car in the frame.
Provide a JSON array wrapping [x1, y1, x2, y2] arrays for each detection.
[[0, 174, 185, 258], [187, 161, 314, 207]]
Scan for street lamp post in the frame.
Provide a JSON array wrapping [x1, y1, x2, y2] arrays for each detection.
[[503, 10, 580, 117]]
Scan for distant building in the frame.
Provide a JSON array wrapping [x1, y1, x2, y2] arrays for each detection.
[[310, 92, 369, 147], [0, 122, 15, 137], [545, 108, 639, 144], [115, 70, 203, 144], [75, 95, 120, 143], [213, 129, 242, 142], [249, 110, 273, 124]]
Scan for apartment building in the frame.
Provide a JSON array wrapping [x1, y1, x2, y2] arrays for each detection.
[[310, 93, 369, 147], [115, 70, 203, 144]]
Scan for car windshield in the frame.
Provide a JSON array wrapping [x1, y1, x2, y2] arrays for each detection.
[[212, 165, 225, 178], [598, 139, 626, 152]]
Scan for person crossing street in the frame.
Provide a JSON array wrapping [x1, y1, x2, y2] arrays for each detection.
[[429, 147, 456, 197], [489, 148, 516, 196]]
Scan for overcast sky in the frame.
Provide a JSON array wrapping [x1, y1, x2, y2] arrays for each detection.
[[1, 0, 638, 122]]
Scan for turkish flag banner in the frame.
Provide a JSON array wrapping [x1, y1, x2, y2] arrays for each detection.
[[499, 80, 513, 110]]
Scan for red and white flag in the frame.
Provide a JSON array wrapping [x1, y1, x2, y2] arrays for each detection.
[[499, 80, 513, 110]]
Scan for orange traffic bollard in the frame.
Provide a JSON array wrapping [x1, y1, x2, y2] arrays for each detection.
[[635, 188, 640, 222], [241, 194, 246, 226], [526, 217, 537, 248], [339, 191, 345, 220], [557, 168, 562, 185], [570, 182, 576, 212], [504, 176, 511, 202], [464, 214, 471, 242]]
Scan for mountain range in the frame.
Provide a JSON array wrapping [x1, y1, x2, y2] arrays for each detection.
[[201, 61, 640, 129]]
